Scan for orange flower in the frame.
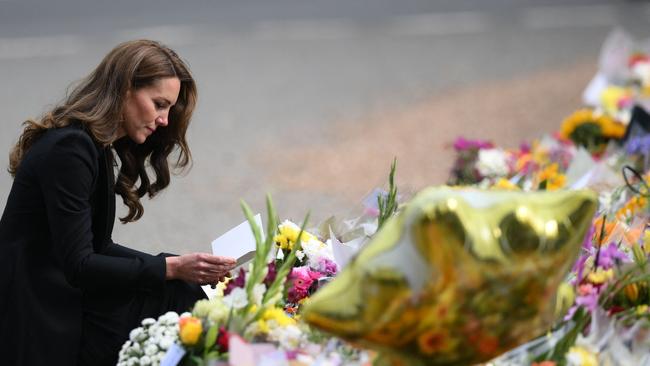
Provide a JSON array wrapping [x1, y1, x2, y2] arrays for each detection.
[[179, 316, 202, 346]]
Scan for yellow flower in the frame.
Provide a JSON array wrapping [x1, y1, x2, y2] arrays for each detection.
[[560, 109, 594, 139], [600, 86, 632, 117], [616, 196, 648, 220], [262, 307, 295, 326], [587, 268, 614, 285], [274, 234, 289, 249], [535, 164, 566, 191], [493, 178, 519, 190], [636, 304, 649, 315], [643, 230, 650, 255], [179, 316, 203, 346], [566, 346, 598, 366], [560, 108, 626, 141], [275, 220, 323, 250]]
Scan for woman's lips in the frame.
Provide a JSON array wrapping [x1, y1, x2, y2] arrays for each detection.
[[146, 126, 155, 134]]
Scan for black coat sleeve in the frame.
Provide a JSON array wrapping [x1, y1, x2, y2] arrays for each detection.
[[39, 132, 166, 291]]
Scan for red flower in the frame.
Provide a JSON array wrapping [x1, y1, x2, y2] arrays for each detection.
[[216, 327, 230, 353]]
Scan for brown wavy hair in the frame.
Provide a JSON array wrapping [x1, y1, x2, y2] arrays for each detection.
[[8, 40, 197, 223]]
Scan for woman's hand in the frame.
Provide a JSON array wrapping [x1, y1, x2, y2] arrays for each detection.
[[165, 253, 236, 285]]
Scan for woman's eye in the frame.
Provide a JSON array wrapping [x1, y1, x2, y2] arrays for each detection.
[[154, 101, 166, 110]]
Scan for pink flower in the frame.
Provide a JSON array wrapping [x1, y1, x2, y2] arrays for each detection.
[[287, 266, 321, 303], [452, 137, 493, 151]]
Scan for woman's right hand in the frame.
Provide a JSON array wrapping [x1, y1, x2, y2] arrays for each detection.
[[165, 253, 236, 285]]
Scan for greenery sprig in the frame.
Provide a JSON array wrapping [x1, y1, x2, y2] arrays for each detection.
[[377, 158, 398, 230]]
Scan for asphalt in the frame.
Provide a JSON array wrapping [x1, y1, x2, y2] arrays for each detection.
[[0, 1, 648, 255]]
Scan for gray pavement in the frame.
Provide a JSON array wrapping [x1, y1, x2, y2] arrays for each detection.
[[0, 1, 649, 255]]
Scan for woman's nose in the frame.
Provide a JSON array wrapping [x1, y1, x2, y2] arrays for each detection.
[[155, 116, 168, 126]]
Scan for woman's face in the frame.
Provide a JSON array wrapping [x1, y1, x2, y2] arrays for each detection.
[[120, 77, 181, 144]]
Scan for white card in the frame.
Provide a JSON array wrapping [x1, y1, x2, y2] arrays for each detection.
[[160, 343, 186, 366], [211, 214, 263, 262]]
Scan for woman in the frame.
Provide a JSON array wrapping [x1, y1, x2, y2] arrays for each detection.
[[0, 40, 236, 365]]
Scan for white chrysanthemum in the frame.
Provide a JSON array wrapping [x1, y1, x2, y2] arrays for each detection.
[[252, 283, 266, 306], [207, 301, 229, 324], [139, 355, 152, 365], [476, 148, 509, 178], [144, 344, 158, 356], [223, 287, 248, 309], [129, 328, 144, 342], [141, 318, 155, 327], [158, 336, 174, 350]]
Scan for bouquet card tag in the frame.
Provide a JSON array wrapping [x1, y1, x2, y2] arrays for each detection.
[[160, 343, 186, 366], [211, 214, 263, 264]]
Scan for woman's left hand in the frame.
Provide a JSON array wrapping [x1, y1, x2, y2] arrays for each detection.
[[164, 253, 236, 285]]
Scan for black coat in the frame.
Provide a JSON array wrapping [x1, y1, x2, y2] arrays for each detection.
[[0, 124, 168, 365]]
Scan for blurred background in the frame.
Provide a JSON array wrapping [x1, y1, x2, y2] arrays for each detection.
[[0, 0, 649, 254]]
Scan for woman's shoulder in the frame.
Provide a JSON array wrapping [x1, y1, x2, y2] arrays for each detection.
[[35, 124, 99, 155]]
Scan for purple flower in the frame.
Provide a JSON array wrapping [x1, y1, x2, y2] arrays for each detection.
[[572, 255, 588, 285], [575, 291, 599, 313], [596, 242, 630, 269], [583, 224, 595, 251], [263, 261, 277, 287], [316, 258, 338, 277], [452, 137, 493, 151], [626, 135, 650, 156], [224, 267, 246, 295]]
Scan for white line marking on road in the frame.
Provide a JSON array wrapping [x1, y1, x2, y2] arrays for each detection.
[[522, 4, 618, 29], [389, 12, 491, 36], [0, 35, 83, 60]]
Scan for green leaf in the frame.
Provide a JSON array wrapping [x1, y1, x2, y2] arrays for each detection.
[[632, 242, 647, 268], [378, 158, 399, 230], [204, 324, 219, 350]]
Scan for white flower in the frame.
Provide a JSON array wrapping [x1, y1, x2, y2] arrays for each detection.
[[158, 336, 174, 350], [139, 355, 152, 365], [129, 328, 144, 342], [476, 148, 510, 178], [269, 325, 304, 350], [207, 301, 229, 324], [301, 239, 335, 269], [633, 61, 650, 87], [295, 250, 305, 261], [144, 344, 158, 356], [252, 283, 266, 306], [192, 299, 212, 318], [141, 318, 155, 327], [223, 287, 248, 309]]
